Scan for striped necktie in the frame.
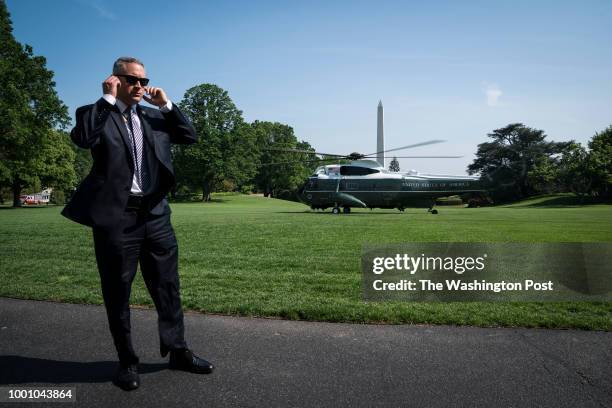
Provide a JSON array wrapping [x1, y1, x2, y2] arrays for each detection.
[[123, 106, 149, 191]]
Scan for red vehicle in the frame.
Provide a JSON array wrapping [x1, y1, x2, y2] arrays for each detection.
[[19, 189, 52, 205]]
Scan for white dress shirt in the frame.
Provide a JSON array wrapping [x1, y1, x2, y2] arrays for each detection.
[[102, 94, 173, 195]]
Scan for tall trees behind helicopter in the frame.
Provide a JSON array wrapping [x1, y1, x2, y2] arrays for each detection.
[[174, 84, 258, 201], [251, 120, 317, 198], [468, 123, 612, 202], [173, 84, 316, 200], [531, 126, 612, 199], [468, 123, 569, 202], [585, 126, 612, 197]]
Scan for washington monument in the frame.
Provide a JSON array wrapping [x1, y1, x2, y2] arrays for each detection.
[[377, 100, 384, 167]]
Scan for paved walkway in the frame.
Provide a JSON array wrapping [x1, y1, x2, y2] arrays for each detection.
[[0, 297, 610, 407]]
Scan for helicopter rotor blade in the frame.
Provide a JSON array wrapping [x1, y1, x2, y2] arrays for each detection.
[[361, 155, 464, 159], [263, 147, 346, 157], [363, 139, 446, 157], [258, 158, 339, 166], [264, 139, 450, 161]]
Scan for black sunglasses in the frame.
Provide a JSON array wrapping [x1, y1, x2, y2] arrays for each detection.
[[116, 74, 150, 87]]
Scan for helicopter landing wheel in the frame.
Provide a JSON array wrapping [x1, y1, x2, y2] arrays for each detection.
[[427, 200, 438, 214], [343, 207, 351, 214], [332, 207, 340, 215]]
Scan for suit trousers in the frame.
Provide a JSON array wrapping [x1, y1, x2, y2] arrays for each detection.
[[92, 209, 188, 366]]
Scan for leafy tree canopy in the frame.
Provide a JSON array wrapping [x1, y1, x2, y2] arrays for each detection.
[[175, 83, 256, 201], [468, 123, 569, 202], [0, 0, 72, 206], [252, 120, 316, 198], [389, 157, 400, 172]]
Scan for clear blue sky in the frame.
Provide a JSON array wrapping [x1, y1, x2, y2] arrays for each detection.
[[6, 0, 612, 174]]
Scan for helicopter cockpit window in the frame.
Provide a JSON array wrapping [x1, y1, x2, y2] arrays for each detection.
[[327, 167, 341, 177], [340, 166, 380, 176]]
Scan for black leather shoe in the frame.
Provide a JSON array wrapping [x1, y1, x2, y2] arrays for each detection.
[[169, 349, 214, 374], [114, 364, 140, 391]]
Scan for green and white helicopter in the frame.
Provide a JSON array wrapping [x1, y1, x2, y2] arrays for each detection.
[[274, 140, 487, 214]]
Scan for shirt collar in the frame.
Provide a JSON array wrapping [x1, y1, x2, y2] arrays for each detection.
[[116, 99, 137, 114]]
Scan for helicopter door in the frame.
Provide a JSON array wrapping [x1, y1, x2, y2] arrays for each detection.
[[379, 181, 395, 203]]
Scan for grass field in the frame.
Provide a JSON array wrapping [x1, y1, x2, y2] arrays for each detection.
[[0, 194, 610, 330]]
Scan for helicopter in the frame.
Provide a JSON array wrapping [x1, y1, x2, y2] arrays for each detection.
[[268, 140, 487, 214]]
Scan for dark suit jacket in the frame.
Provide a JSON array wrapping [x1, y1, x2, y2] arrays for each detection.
[[62, 97, 197, 229]]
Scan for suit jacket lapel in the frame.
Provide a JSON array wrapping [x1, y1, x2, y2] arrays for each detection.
[[137, 106, 157, 153], [109, 108, 135, 171]]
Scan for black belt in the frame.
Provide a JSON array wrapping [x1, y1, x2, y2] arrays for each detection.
[[126, 194, 148, 211]]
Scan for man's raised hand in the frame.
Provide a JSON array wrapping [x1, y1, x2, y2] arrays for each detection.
[[143, 86, 169, 108], [102, 75, 121, 97]]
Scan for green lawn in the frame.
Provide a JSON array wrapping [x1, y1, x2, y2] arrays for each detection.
[[0, 194, 610, 330]]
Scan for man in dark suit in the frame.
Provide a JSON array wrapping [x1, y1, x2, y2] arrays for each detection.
[[62, 56, 213, 391]]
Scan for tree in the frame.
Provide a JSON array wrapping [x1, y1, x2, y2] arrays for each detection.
[[72, 142, 93, 185], [468, 123, 568, 202], [587, 125, 612, 198], [38, 130, 76, 193], [527, 155, 561, 194], [251, 120, 317, 198], [174, 84, 254, 201], [389, 157, 400, 172], [218, 121, 258, 193], [0, 1, 71, 206], [557, 142, 592, 196]]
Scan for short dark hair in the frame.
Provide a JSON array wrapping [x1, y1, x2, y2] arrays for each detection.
[[112, 57, 145, 74]]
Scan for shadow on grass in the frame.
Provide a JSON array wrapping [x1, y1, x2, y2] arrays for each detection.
[[274, 210, 419, 216], [168, 198, 231, 204], [510, 195, 612, 208], [0, 355, 166, 385]]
